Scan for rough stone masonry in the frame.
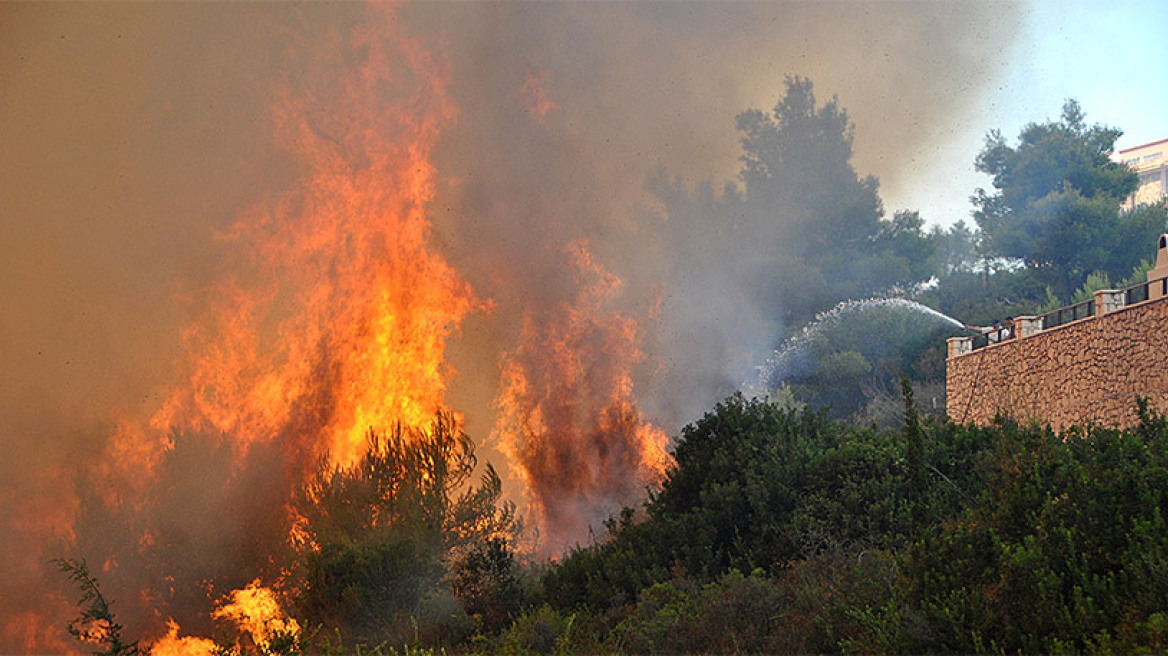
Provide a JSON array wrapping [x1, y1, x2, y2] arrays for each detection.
[[948, 234, 1168, 430]]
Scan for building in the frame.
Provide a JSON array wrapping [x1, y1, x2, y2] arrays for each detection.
[[1117, 137, 1168, 209]]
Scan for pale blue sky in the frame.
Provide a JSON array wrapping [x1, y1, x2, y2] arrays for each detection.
[[890, 0, 1168, 227]]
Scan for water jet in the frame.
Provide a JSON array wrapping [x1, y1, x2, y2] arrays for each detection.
[[749, 297, 965, 396]]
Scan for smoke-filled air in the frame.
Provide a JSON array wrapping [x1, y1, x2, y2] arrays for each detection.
[[2, 2, 1039, 652]]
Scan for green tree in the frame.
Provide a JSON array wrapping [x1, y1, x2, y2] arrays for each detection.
[[650, 75, 939, 331], [291, 412, 519, 645], [295, 412, 518, 552], [448, 537, 524, 634], [733, 76, 938, 320], [972, 99, 1156, 300], [644, 76, 944, 420], [931, 219, 979, 275], [901, 375, 926, 534]]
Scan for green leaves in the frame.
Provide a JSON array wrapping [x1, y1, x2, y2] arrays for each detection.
[[290, 412, 520, 645], [906, 411, 1168, 653], [531, 395, 1168, 654], [972, 99, 1152, 301], [294, 412, 517, 552], [543, 394, 973, 616], [652, 75, 940, 334]]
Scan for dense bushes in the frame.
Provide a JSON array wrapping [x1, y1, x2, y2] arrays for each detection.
[[505, 395, 1168, 654], [60, 398, 1168, 654], [541, 393, 992, 615], [906, 402, 1168, 653]]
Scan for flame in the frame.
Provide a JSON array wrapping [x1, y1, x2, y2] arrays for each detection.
[[143, 5, 477, 471], [211, 580, 300, 651], [148, 620, 216, 656], [148, 580, 297, 656], [493, 240, 670, 551], [15, 5, 679, 651], [52, 4, 479, 649]]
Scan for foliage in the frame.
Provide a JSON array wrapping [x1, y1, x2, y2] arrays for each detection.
[[61, 392, 1168, 654], [493, 604, 582, 656], [54, 557, 144, 656], [1035, 269, 1113, 314], [902, 375, 926, 532], [298, 539, 443, 642], [931, 219, 979, 275], [605, 570, 790, 654], [920, 265, 1047, 329], [522, 393, 1168, 654], [776, 302, 962, 419], [540, 394, 992, 617], [291, 411, 520, 646], [972, 99, 1159, 300], [448, 537, 524, 634], [905, 407, 1168, 654], [295, 412, 518, 552], [649, 75, 941, 333]]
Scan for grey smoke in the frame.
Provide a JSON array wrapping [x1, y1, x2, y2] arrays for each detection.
[[0, 2, 1023, 647]]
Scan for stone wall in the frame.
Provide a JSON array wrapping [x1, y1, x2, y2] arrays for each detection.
[[947, 296, 1168, 430]]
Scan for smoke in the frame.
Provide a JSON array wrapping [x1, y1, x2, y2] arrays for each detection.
[[1, 1, 1024, 649], [493, 241, 670, 555], [407, 0, 1025, 430]]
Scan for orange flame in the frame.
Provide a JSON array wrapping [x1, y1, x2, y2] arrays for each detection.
[[148, 620, 215, 656], [145, 6, 478, 470], [211, 580, 300, 651], [147, 581, 296, 656], [493, 240, 670, 552], [18, 5, 681, 651], [56, 5, 480, 650]]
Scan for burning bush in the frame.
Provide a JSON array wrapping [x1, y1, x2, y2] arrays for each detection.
[[289, 411, 520, 645]]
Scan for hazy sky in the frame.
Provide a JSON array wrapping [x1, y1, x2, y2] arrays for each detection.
[[891, 0, 1168, 225], [3, 0, 1166, 499]]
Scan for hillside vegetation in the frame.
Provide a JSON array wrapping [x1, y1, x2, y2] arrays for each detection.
[[61, 393, 1168, 654], [497, 392, 1168, 654], [58, 85, 1168, 655]]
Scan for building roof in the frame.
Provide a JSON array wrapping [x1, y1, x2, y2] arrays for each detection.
[[1118, 136, 1168, 156]]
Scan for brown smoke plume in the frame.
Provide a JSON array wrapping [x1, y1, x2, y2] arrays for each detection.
[[493, 241, 670, 553], [0, 2, 1025, 650]]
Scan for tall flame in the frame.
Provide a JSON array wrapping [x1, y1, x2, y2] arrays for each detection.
[[13, 5, 678, 651], [493, 240, 670, 552], [75, 5, 481, 650], [141, 7, 477, 470]]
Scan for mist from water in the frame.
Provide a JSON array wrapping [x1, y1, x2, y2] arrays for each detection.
[[751, 297, 964, 395]]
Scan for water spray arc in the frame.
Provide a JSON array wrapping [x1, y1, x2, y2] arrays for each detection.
[[750, 298, 965, 396]]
